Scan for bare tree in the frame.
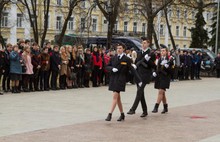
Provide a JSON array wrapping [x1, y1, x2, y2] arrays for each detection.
[[56, 0, 81, 47], [96, 0, 121, 49], [17, 0, 51, 47], [135, 0, 173, 49], [0, 0, 11, 48]]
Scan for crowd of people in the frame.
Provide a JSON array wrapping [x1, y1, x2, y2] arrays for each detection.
[[0, 38, 216, 95]]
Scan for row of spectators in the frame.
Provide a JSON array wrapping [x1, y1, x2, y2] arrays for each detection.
[[0, 40, 205, 95]]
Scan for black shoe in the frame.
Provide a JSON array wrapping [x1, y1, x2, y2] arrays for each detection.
[[140, 112, 148, 117], [161, 104, 168, 114], [0, 92, 3, 95], [152, 103, 159, 113], [51, 88, 56, 91], [127, 109, 135, 115], [105, 113, 112, 121], [117, 113, 125, 121]]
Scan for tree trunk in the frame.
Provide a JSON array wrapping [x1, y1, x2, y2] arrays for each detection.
[[164, 8, 176, 50], [40, 0, 50, 48], [147, 16, 154, 46], [152, 28, 160, 49]]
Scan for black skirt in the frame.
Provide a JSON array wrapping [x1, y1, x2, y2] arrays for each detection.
[[10, 73, 22, 81]]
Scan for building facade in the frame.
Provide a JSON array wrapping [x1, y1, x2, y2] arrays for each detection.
[[0, 0, 214, 49]]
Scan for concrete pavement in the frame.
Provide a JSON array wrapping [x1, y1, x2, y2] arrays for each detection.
[[0, 78, 220, 141]]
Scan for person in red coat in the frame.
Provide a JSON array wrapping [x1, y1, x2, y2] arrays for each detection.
[[91, 47, 102, 87]]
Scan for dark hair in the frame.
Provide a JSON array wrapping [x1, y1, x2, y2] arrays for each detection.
[[116, 42, 126, 49], [25, 39, 30, 44], [141, 37, 150, 43]]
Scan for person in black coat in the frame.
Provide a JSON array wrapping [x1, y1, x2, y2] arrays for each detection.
[[50, 45, 61, 90], [127, 37, 156, 117], [215, 53, 220, 78], [105, 43, 142, 122], [2, 44, 12, 92], [0, 47, 4, 95], [152, 45, 173, 114]]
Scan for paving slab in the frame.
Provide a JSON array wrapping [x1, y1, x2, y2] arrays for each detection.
[[0, 78, 220, 141], [0, 100, 220, 142]]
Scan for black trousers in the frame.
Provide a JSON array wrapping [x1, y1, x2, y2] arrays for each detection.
[[40, 71, 49, 90], [32, 70, 40, 90], [51, 70, 59, 89], [2, 70, 10, 91], [77, 68, 84, 87], [84, 72, 91, 87], [191, 64, 196, 80], [23, 74, 31, 90], [196, 64, 201, 79], [92, 66, 100, 87], [217, 69, 220, 78], [130, 83, 148, 113], [59, 74, 67, 89], [184, 66, 190, 80]]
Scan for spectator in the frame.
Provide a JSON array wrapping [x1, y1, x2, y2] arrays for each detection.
[[91, 47, 102, 87], [60, 46, 69, 89], [22, 46, 34, 92], [0, 44, 4, 95], [215, 53, 220, 78], [50, 45, 61, 90], [10, 45, 22, 93], [2, 43, 12, 92], [40, 47, 50, 91], [84, 48, 93, 88], [75, 46, 85, 88]]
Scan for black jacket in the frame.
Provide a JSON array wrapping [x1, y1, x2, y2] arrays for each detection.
[[50, 51, 61, 72], [154, 56, 173, 89], [106, 54, 141, 92], [215, 57, 220, 69], [135, 49, 156, 84], [3, 50, 10, 72]]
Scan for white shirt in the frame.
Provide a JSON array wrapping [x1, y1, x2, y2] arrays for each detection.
[[118, 53, 125, 59]]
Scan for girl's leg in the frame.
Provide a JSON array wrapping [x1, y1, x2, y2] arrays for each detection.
[[117, 94, 123, 113], [109, 92, 119, 113]]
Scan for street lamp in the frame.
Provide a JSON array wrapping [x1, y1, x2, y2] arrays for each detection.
[[107, 4, 113, 49]]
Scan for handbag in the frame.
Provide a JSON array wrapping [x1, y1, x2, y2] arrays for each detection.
[[69, 72, 77, 80], [22, 65, 27, 73]]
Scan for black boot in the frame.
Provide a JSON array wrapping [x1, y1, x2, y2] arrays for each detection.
[[12, 87, 15, 93], [15, 87, 21, 93], [105, 113, 112, 121], [161, 104, 168, 114], [117, 113, 125, 121], [152, 103, 159, 113]]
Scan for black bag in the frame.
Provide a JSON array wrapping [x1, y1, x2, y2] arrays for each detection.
[[69, 72, 77, 80], [22, 65, 27, 73]]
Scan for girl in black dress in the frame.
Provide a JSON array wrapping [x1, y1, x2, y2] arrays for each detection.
[[152, 44, 173, 114], [105, 43, 141, 121]]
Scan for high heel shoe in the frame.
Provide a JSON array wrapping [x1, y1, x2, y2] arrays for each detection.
[[105, 113, 112, 121], [117, 113, 125, 121]]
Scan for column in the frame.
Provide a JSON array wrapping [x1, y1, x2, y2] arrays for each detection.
[[9, 1, 17, 44]]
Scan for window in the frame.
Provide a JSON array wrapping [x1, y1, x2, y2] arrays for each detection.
[[17, 14, 23, 28], [142, 23, 146, 33], [134, 4, 138, 14], [57, 0, 62, 5], [183, 26, 187, 37], [1, 13, 8, 27], [104, 20, 107, 24], [124, 21, 128, 32], [68, 17, 74, 30], [160, 24, 164, 35], [168, 44, 171, 49], [176, 44, 179, 48], [56, 16, 62, 30], [44, 15, 50, 28], [81, 0, 86, 8], [92, 18, 97, 32], [192, 11, 195, 19], [133, 22, 137, 33], [177, 9, 180, 19], [125, 3, 129, 12], [168, 8, 172, 17], [176, 26, 179, 37], [184, 10, 187, 19], [114, 21, 118, 32], [183, 45, 187, 48], [81, 18, 85, 32]]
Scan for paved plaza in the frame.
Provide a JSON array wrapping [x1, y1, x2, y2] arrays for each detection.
[[0, 78, 220, 142]]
